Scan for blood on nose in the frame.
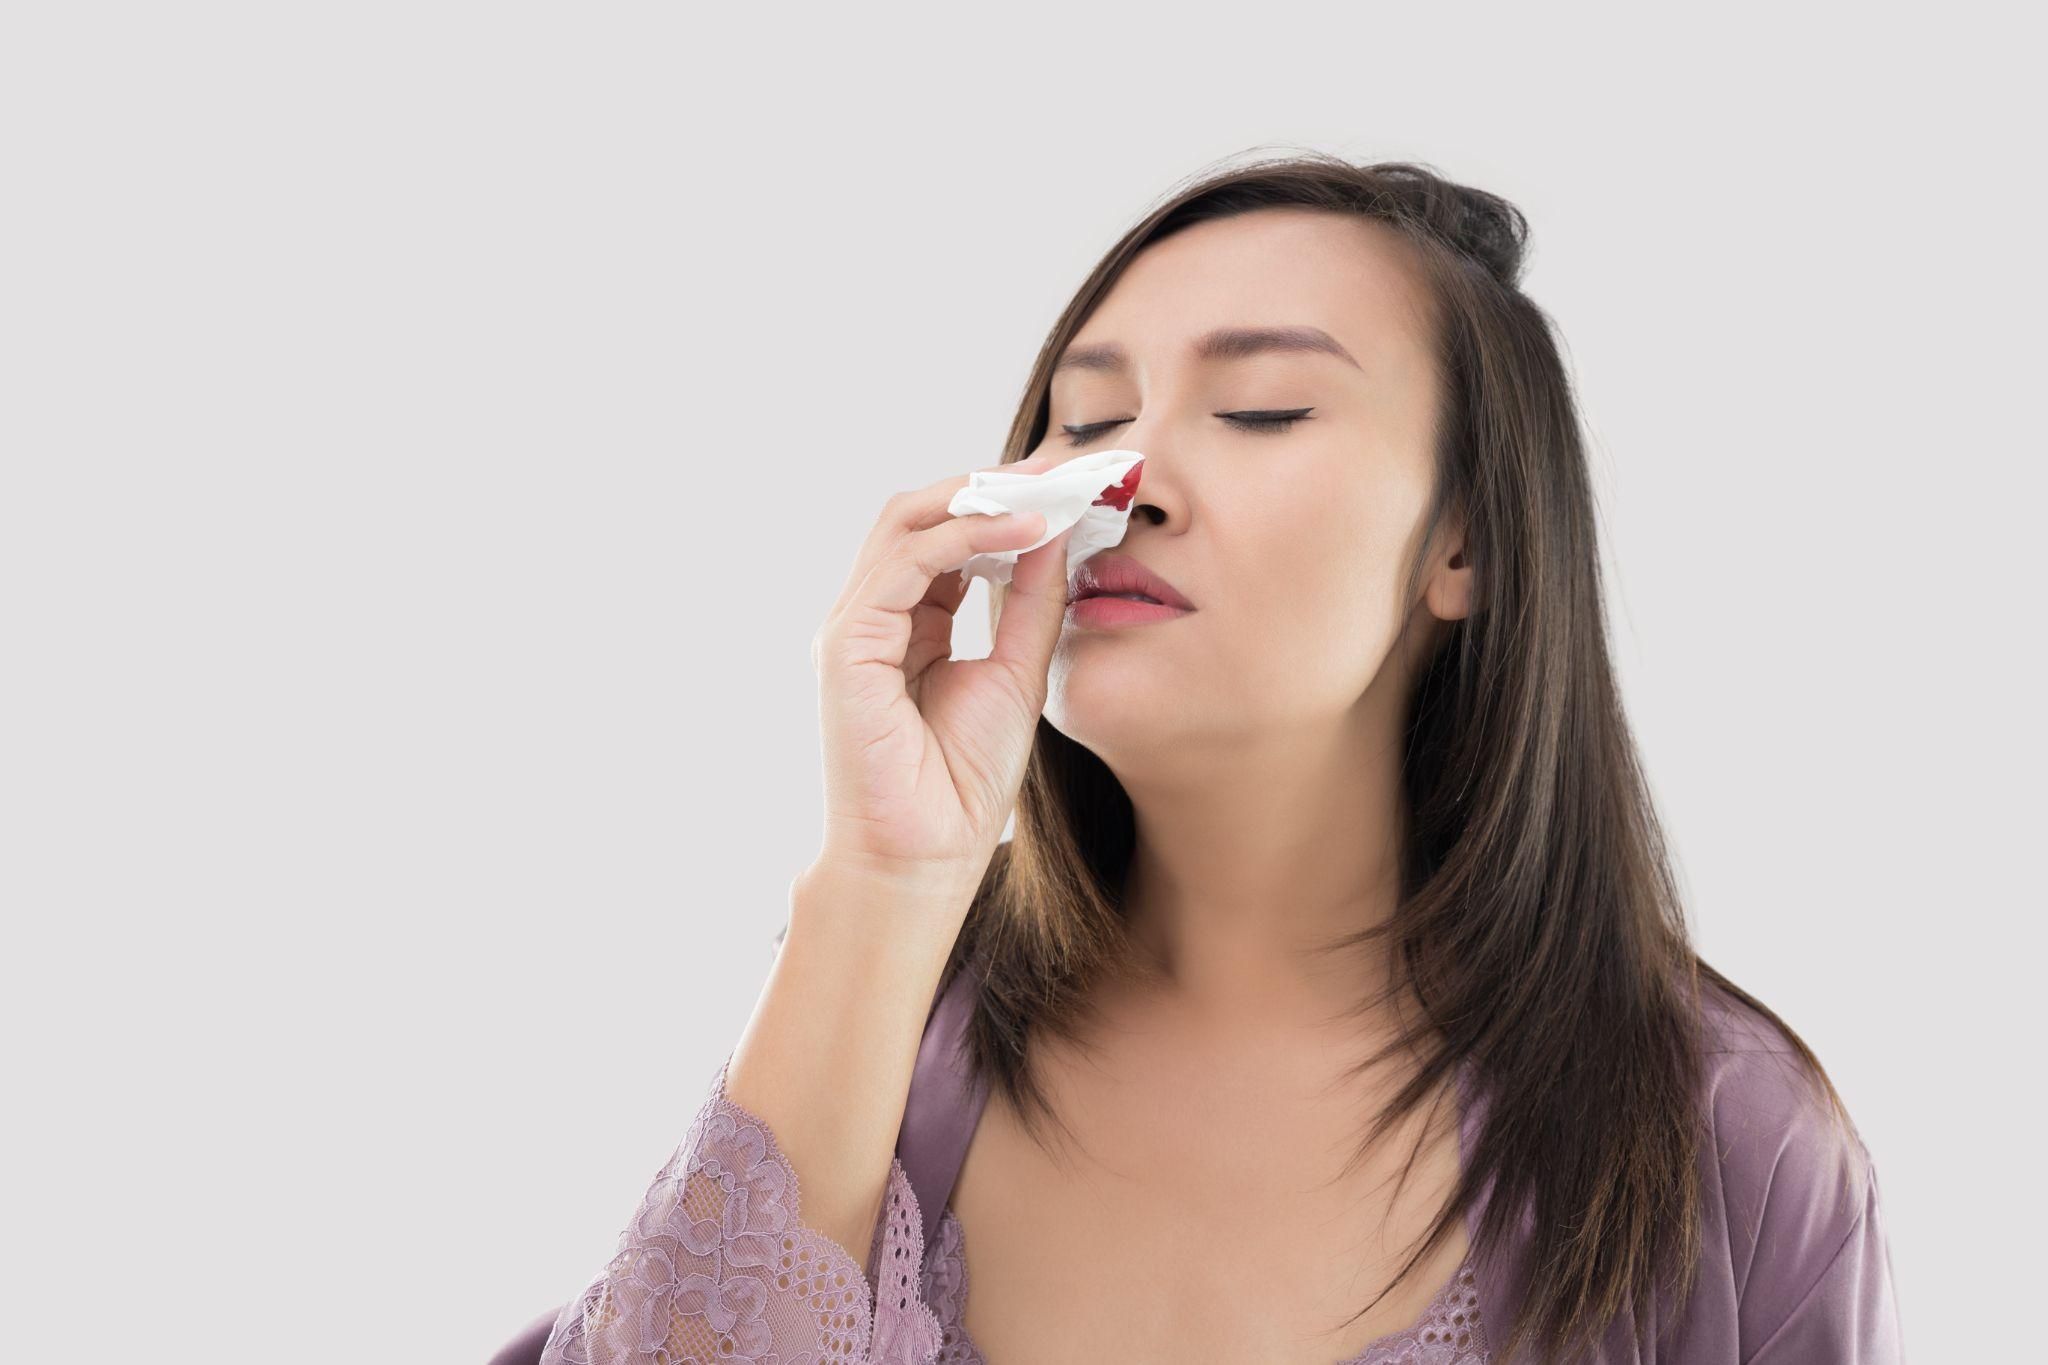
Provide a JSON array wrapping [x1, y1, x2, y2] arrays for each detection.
[[1091, 462, 1143, 512]]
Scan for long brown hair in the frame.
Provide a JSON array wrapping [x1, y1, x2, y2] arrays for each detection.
[[940, 149, 1851, 1363]]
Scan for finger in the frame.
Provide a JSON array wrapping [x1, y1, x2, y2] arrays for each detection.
[[902, 480, 1055, 676], [901, 600, 957, 681], [828, 511, 1047, 670], [828, 448, 1063, 618], [987, 523, 1075, 687], [826, 450, 1065, 621], [914, 546, 975, 621]]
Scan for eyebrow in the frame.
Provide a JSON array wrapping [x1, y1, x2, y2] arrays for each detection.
[[1052, 324, 1362, 376]]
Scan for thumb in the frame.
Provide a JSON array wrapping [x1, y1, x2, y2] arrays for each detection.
[[987, 525, 1074, 684]]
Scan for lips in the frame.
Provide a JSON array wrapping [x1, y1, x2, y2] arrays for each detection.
[[1067, 552, 1195, 610]]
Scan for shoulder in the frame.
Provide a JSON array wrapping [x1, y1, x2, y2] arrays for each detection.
[[1694, 982, 1871, 1226], [1692, 983, 1896, 1354]]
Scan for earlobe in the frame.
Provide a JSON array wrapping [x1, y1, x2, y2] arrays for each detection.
[[1428, 546, 1474, 622]]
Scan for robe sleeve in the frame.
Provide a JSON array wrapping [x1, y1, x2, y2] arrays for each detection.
[[1709, 1034, 1906, 1364], [535, 931, 945, 1365], [1741, 1138, 1903, 1363]]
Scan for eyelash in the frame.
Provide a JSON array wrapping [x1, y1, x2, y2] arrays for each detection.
[[1058, 409, 1315, 447]]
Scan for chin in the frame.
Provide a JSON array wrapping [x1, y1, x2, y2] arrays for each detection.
[[1044, 646, 1189, 750]]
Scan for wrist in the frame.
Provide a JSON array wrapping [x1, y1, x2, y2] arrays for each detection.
[[799, 848, 983, 912], [787, 857, 978, 962]]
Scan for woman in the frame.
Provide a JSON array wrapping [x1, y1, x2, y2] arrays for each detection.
[[521, 153, 1903, 1364]]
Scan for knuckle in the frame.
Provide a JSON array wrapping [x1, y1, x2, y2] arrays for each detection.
[[812, 621, 852, 668], [883, 530, 931, 572], [815, 639, 852, 677]]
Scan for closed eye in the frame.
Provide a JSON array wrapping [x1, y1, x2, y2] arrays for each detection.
[[1059, 409, 1315, 447]]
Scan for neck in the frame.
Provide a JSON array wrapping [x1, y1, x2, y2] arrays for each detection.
[[1104, 694, 1411, 1035]]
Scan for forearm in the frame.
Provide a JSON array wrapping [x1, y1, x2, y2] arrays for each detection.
[[722, 859, 975, 1272]]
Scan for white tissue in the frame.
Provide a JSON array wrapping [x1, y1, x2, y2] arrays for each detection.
[[946, 449, 1145, 588]]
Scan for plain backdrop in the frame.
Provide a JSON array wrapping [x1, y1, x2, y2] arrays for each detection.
[[2, 5, 2039, 1361]]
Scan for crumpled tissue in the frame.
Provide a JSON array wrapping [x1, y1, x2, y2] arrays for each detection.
[[946, 449, 1145, 588]]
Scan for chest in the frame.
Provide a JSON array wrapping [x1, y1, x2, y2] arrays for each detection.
[[944, 1021, 1471, 1364]]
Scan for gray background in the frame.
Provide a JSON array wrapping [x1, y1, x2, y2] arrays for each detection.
[[3, 5, 2037, 1361]]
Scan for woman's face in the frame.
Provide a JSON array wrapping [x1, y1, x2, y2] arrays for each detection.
[[1034, 207, 1468, 759]]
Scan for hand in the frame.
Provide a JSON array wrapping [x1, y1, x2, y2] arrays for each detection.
[[809, 451, 1073, 899]]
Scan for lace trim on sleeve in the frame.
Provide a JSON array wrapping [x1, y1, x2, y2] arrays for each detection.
[[540, 1057, 944, 1365]]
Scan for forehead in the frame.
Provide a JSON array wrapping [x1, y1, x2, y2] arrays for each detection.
[[1067, 208, 1433, 370]]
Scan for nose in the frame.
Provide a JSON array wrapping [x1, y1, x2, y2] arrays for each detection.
[[1108, 434, 1176, 529]]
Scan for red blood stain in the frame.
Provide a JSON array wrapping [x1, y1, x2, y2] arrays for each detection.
[[1090, 461, 1143, 512]]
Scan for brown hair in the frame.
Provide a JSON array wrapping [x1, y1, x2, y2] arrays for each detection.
[[940, 148, 1850, 1363]]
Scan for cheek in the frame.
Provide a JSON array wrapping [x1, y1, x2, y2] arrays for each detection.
[[1218, 469, 1426, 700]]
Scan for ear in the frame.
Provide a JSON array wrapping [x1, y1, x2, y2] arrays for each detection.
[[1422, 512, 1474, 623]]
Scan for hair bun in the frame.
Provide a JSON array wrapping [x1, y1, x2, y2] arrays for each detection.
[[1447, 185, 1529, 287], [1364, 161, 1530, 288], [1433, 183, 1531, 286]]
